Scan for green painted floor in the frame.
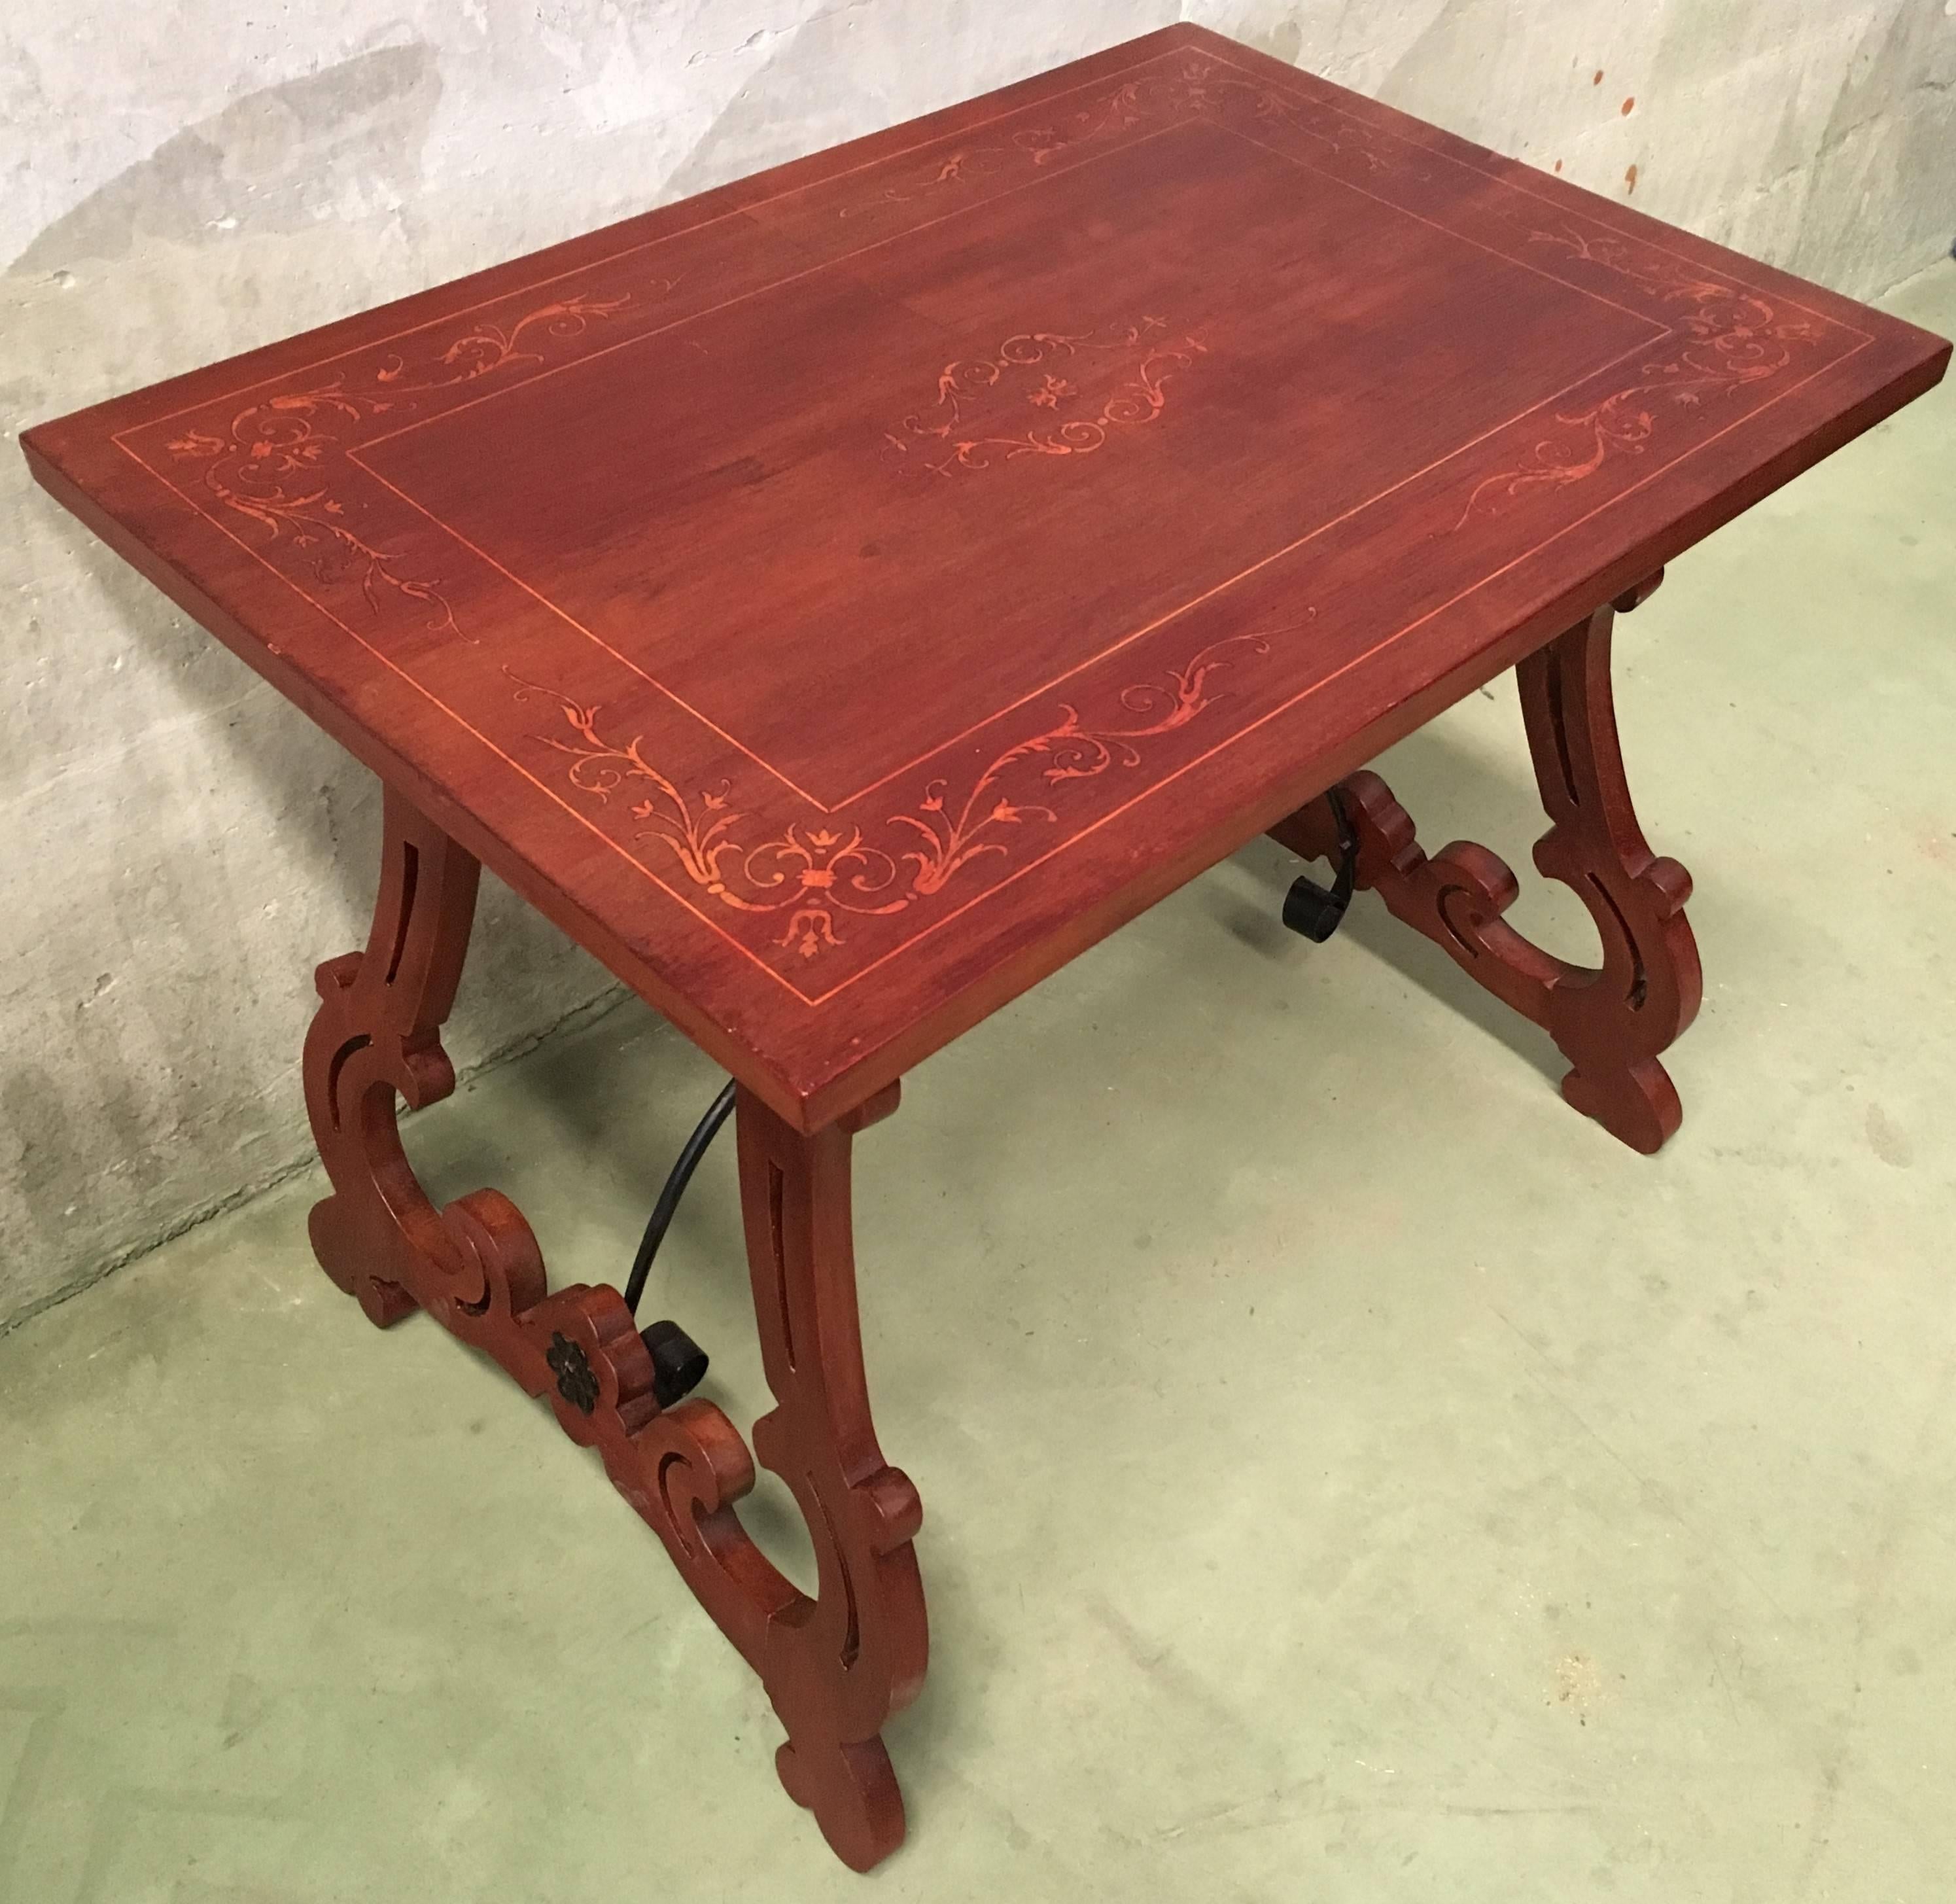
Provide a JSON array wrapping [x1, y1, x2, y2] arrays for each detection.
[[3, 266, 1951, 1904]]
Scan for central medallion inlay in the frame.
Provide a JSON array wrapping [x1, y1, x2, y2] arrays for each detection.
[[881, 317, 1209, 478]]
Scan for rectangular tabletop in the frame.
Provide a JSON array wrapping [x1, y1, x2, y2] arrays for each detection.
[[25, 24, 1948, 1129]]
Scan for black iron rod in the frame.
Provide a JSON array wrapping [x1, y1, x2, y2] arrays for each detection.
[[623, 1079, 737, 1315], [1325, 785, 1357, 909]]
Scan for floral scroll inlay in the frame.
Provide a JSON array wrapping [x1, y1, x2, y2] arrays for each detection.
[[884, 318, 1208, 478], [1454, 228, 1827, 528], [512, 631, 1277, 964], [155, 289, 652, 639], [167, 379, 465, 635], [374, 293, 633, 387]]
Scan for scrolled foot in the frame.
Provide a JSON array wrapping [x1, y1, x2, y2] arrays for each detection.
[[1268, 584, 1700, 1154], [776, 1736, 907, 1874], [299, 785, 928, 1871], [1562, 1056, 1680, 1157]]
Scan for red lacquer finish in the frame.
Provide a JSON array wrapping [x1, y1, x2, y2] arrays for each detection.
[[22, 20, 1951, 1873], [1272, 576, 1702, 1154], [306, 788, 925, 1868], [23, 24, 1946, 1131]]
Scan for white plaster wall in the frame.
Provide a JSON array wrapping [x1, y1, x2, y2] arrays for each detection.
[[2, 1, 1950, 1331]]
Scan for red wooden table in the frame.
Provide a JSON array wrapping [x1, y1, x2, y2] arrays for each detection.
[[25, 24, 1949, 1870]]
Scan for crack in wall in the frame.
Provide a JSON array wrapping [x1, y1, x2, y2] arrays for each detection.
[[686, 0, 873, 67]]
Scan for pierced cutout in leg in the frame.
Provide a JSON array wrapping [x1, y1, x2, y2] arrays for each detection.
[[1269, 578, 1701, 1153], [301, 798, 926, 1871], [736, 1083, 927, 1872], [304, 789, 479, 1326]]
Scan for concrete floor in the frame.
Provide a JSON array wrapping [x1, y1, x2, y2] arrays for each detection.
[[3, 263, 1952, 1903]]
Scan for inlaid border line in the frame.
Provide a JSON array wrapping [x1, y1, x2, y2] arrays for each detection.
[[345, 321, 1664, 816], [1193, 46, 1870, 344], [110, 434, 825, 1013], [345, 450, 835, 811], [117, 332, 1872, 1014], [336, 100, 1678, 813], [797, 333, 1879, 1004], [112, 44, 1198, 442]]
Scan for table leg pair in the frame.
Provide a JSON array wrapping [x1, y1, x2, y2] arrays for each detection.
[[302, 807, 924, 1871], [300, 578, 1698, 1870]]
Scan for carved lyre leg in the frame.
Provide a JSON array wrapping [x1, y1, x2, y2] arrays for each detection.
[[735, 1085, 928, 1868], [303, 784, 926, 1871], [304, 785, 480, 1327], [1272, 576, 1702, 1154]]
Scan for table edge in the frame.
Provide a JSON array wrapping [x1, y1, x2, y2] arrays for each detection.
[[18, 22, 1953, 1131]]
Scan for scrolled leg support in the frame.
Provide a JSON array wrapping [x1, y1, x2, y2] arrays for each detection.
[[1271, 579, 1702, 1154], [302, 785, 927, 1871]]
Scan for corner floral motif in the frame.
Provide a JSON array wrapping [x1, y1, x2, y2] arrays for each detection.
[[1454, 228, 1828, 529], [167, 381, 465, 635], [883, 318, 1208, 478], [510, 631, 1276, 964], [156, 288, 651, 638]]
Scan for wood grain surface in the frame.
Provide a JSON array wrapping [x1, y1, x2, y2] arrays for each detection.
[[24, 23, 1949, 1129]]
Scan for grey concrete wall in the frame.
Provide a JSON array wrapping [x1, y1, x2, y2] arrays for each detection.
[[3, 1, 1950, 1334], [1193, 0, 1956, 298]]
